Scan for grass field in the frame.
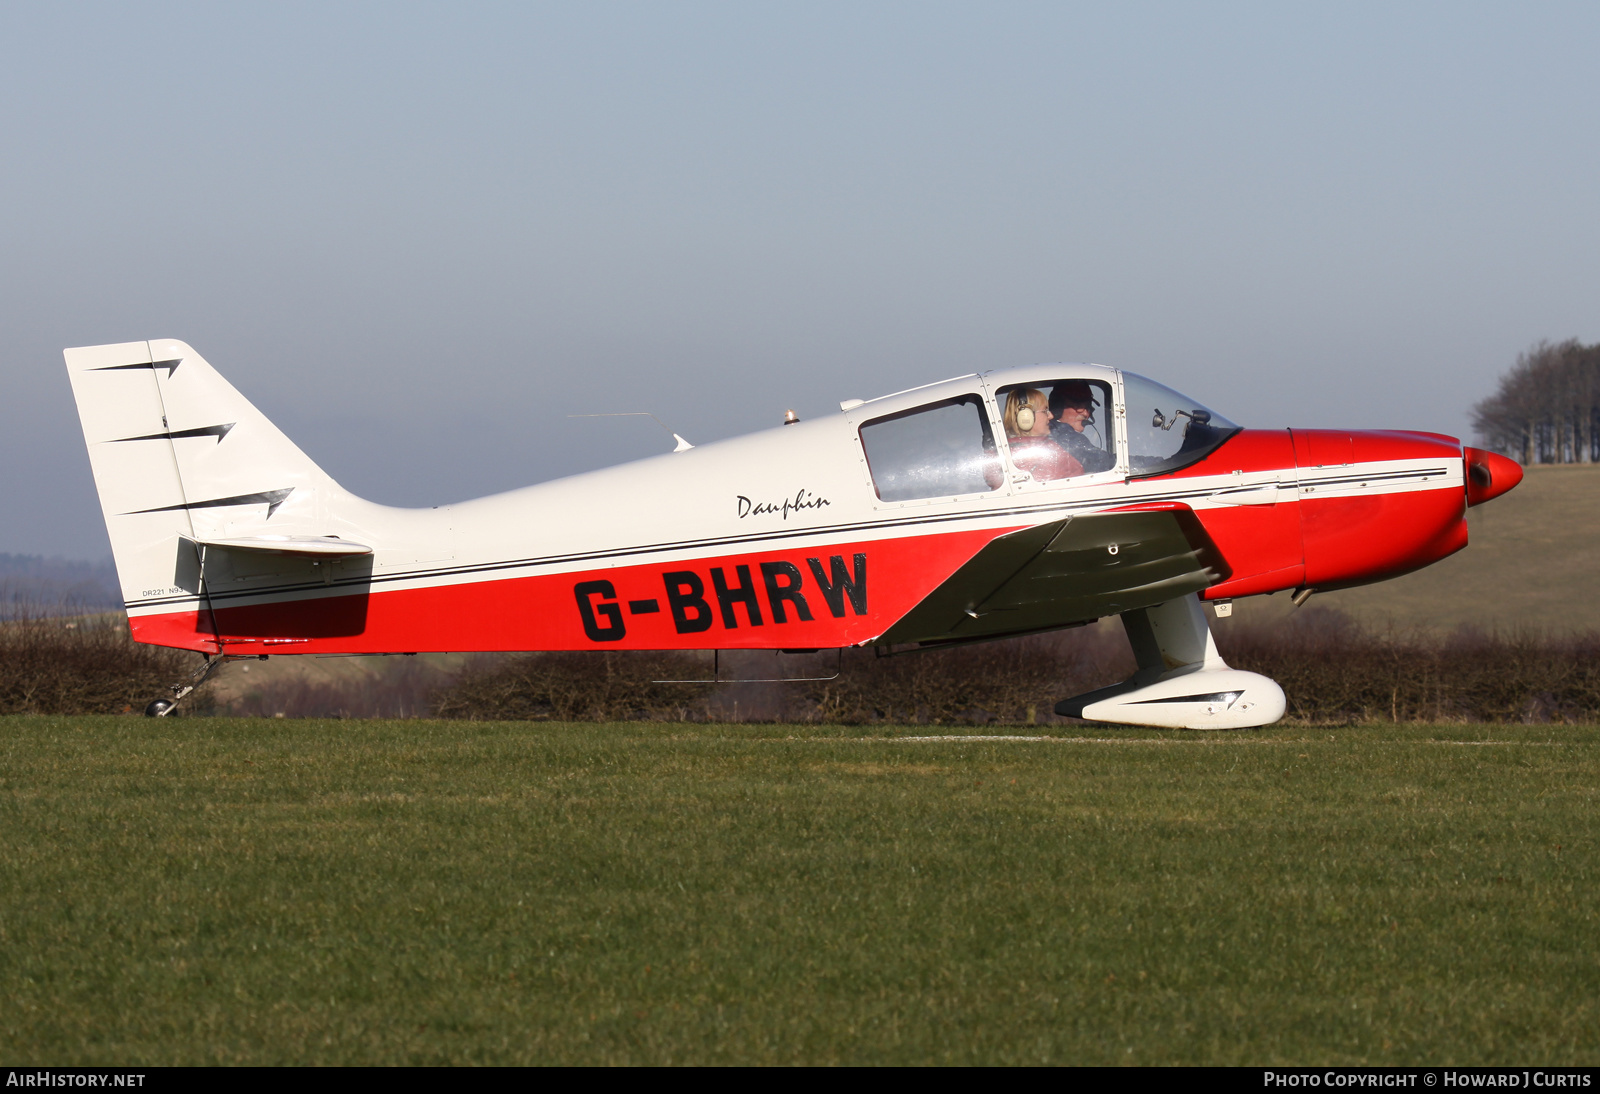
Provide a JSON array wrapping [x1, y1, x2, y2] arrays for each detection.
[[3, 716, 1597, 1065]]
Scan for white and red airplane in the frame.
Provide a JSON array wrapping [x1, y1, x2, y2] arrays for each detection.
[[65, 339, 1522, 727]]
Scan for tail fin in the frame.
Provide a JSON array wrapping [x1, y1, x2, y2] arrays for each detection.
[[64, 339, 342, 611]]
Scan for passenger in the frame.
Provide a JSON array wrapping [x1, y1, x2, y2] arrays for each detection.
[[1004, 388, 1083, 482], [1048, 381, 1116, 474]]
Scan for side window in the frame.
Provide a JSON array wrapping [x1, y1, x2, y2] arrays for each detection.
[[859, 394, 1001, 502], [994, 378, 1117, 482]]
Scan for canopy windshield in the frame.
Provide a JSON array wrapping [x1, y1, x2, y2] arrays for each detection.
[[1121, 372, 1240, 477]]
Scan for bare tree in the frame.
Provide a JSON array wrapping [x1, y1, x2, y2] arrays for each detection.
[[1473, 339, 1600, 463]]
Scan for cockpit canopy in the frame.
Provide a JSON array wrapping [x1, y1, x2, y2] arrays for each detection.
[[855, 368, 1239, 502]]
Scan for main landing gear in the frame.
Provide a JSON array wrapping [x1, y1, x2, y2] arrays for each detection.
[[1055, 593, 1285, 730], [143, 653, 253, 717]]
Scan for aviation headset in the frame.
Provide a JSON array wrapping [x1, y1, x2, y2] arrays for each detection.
[[1009, 390, 1046, 433]]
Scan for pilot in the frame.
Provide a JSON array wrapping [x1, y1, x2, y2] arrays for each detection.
[[1004, 389, 1082, 482], [1048, 381, 1116, 474]]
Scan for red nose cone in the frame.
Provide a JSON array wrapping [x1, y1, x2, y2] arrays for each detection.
[[1464, 447, 1524, 507]]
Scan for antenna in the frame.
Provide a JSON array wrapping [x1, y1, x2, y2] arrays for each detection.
[[567, 411, 693, 451]]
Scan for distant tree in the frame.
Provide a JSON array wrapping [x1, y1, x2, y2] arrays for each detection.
[[1472, 339, 1600, 463]]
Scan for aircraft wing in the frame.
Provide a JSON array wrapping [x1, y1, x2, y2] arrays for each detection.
[[878, 503, 1231, 649]]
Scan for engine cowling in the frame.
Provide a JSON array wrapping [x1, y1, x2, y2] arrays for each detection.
[[1295, 429, 1470, 591]]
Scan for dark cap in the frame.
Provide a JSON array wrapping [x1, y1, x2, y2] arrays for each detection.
[[1049, 380, 1096, 415]]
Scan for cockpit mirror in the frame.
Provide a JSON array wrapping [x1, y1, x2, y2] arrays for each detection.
[[1153, 407, 1213, 433]]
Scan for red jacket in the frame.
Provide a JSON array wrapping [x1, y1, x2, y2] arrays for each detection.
[[1010, 437, 1083, 482]]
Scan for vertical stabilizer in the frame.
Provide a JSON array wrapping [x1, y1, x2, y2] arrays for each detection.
[[65, 339, 342, 614]]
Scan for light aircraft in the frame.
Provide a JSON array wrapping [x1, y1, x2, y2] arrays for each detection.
[[65, 340, 1522, 726]]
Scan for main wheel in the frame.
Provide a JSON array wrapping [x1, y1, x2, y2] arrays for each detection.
[[143, 699, 175, 717]]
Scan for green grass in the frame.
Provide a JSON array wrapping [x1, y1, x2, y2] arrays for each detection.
[[2, 717, 1597, 1065]]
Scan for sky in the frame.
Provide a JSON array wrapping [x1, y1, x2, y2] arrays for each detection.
[[3, 1, 1597, 559]]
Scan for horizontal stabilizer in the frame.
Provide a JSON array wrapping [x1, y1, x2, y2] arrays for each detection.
[[196, 535, 373, 557]]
